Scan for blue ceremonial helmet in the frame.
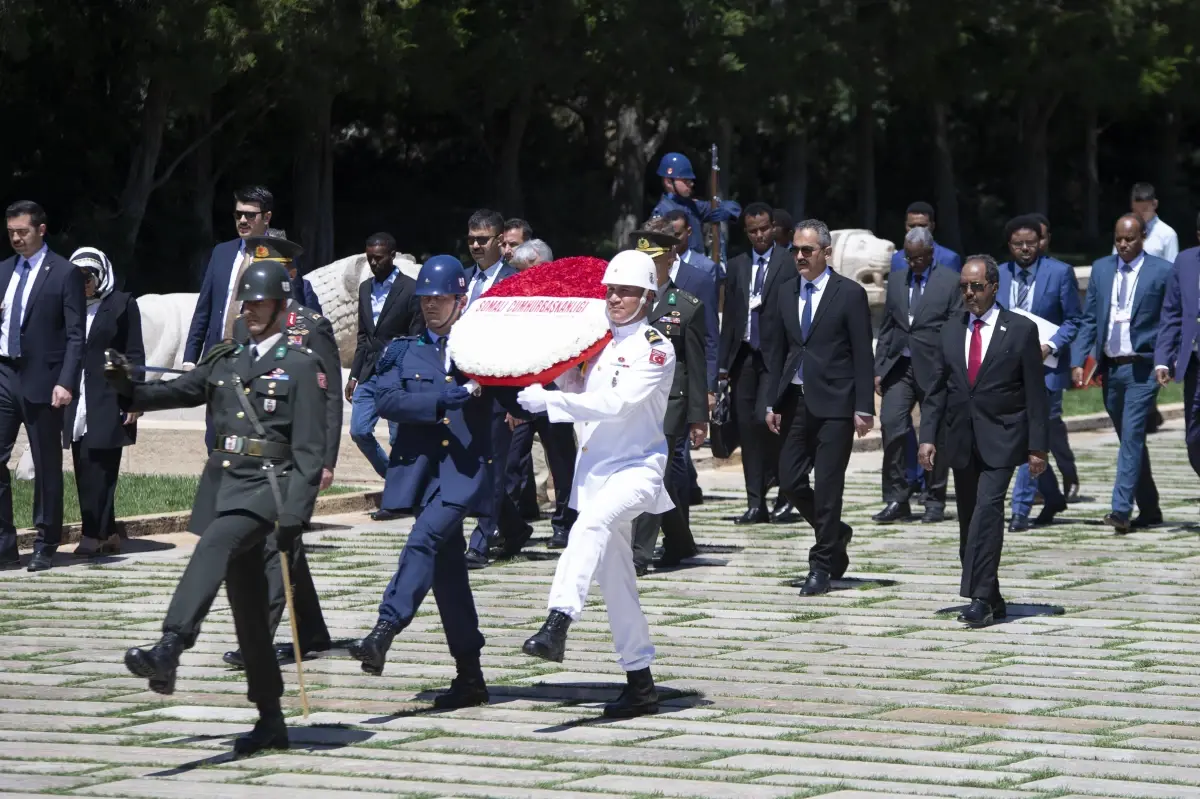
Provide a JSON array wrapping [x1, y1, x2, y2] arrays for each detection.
[[656, 152, 695, 180], [415, 255, 468, 296]]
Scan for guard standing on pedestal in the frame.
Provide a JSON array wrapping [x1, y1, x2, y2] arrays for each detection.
[[106, 258, 327, 756]]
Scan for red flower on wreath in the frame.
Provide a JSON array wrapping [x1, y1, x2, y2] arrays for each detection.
[[482, 256, 609, 300]]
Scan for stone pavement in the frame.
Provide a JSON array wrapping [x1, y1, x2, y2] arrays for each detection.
[[2, 422, 1200, 798]]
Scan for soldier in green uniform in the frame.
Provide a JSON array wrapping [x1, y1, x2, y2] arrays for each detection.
[[222, 236, 341, 670], [627, 228, 707, 574], [104, 258, 327, 756]]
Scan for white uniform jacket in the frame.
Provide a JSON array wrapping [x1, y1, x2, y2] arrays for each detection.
[[544, 320, 676, 515]]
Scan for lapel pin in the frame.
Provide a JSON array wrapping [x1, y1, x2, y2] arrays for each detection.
[[1000, 326, 1007, 331]]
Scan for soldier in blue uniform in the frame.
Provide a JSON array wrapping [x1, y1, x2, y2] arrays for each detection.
[[652, 152, 742, 257], [347, 255, 523, 709]]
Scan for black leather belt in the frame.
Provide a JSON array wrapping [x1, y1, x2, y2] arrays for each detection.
[[215, 436, 291, 459], [1108, 355, 1144, 366]]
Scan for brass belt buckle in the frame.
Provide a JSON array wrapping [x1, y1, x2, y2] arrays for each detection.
[[246, 439, 264, 457]]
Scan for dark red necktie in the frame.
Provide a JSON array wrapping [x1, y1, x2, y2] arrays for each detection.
[[967, 319, 984, 385]]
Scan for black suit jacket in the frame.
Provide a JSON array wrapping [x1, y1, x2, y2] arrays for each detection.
[[350, 272, 423, 383], [763, 271, 875, 418], [875, 265, 963, 390], [920, 308, 1049, 470], [63, 291, 144, 449], [719, 246, 793, 372], [0, 250, 86, 402]]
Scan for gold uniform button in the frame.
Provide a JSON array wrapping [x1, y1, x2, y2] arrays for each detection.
[[442, 440, 450, 447], [217, 380, 224, 386], [268, 381, 276, 388], [444, 376, 453, 383], [221, 460, 231, 468], [244, 388, 251, 395], [236, 412, 245, 419], [414, 373, 421, 379], [442, 418, 450, 424], [487, 458, 493, 464]]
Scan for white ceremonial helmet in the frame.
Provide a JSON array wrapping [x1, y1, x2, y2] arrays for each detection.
[[601, 250, 657, 292]]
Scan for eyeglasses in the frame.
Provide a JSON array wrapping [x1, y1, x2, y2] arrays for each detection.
[[233, 210, 264, 221], [959, 281, 992, 293], [467, 235, 497, 246]]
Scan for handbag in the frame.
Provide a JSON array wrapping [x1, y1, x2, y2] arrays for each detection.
[[709, 374, 740, 459]]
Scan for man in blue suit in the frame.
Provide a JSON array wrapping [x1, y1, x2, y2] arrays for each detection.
[[1072, 214, 1172, 534], [460, 210, 524, 569], [0, 201, 86, 572], [889, 202, 962, 273], [999, 216, 1082, 530], [1155, 213, 1200, 477], [348, 256, 522, 708]]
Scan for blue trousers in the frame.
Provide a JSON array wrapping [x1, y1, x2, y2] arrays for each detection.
[[1103, 362, 1160, 515], [351, 375, 399, 479], [1011, 389, 1067, 516], [378, 495, 485, 661]]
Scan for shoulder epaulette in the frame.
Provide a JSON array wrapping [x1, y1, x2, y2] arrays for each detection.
[[645, 328, 665, 345], [377, 337, 415, 374], [200, 341, 239, 366]]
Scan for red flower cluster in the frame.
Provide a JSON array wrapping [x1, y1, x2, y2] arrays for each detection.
[[483, 256, 609, 300]]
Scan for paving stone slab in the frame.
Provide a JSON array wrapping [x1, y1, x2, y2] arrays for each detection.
[[1018, 776, 1200, 798], [702, 753, 1024, 785], [559, 775, 798, 798]]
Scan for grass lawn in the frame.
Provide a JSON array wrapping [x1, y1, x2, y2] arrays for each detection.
[[12, 474, 363, 529], [1063, 379, 1183, 417]]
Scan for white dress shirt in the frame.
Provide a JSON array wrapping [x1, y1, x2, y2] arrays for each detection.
[[1104, 251, 1144, 358], [791, 268, 832, 386], [72, 302, 102, 442], [467, 260, 504, 306], [669, 257, 680, 284], [221, 240, 248, 328], [252, 332, 283, 360], [964, 304, 1000, 368], [743, 246, 774, 342], [370, 267, 399, 326], [0, 244, 48, 358]]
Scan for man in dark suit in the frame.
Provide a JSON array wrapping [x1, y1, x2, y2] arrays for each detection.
[[919, 255, 1049, 628], [997, 215, 1082, 530], [720, 203, 794, 525], [888, 201, 962, 273], [0, 201, 86, 571], [184, 186, 274, 368], [763, 219, 875, 597], [1073, 214, 1173, 534], [873, 225, 962, 525], [347, 232, 422, 481], [460, 209, 523, 569], [628, 228, 707, 574], [1155, 213, 1200, 478]]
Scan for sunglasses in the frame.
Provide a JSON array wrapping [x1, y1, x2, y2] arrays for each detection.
[[466, 235, 497, 246], [959, 281, 992, 293], [233, 210, 264, 221], [796, 245, 825, 257]]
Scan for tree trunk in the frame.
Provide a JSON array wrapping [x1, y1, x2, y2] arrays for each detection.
[[1083, 100, 1101, 242], [781, 129, 808, 220], [116, 75, 171, 271], [1016, 95, 1058, 215], [293, 83, 335, 269], [497, 83, 533, 217], [856, 88, 876, 231], [932, 101, 962, 254], [608, 103, 668, 249], [1157, 104, 1183, 223], [190, 101, 217, 288]]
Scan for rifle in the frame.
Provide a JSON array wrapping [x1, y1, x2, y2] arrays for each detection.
[[708, 143, 721, 264]]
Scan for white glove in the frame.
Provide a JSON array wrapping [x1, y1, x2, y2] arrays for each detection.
[[517, 383, 548, 413]]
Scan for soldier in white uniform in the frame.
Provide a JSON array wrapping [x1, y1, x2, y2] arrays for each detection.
[[516, 250, 676, 718]]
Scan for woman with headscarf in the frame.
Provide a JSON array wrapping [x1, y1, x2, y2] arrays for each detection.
[[64, 247, 144, 556]]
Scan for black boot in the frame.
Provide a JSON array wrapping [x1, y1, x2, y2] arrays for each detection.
[[233, 702, 289, 757], [521, 610, 571, 662], [433, 658, 490, 710], [124, 632, 184, 695], [603, 667, 659, 718], [348, 618, 403, 676]]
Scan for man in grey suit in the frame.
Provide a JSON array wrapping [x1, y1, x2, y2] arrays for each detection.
[[873, 226, 962, 524]]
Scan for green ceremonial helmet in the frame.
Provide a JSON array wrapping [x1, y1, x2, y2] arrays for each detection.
[[237, 235, 304, 301]]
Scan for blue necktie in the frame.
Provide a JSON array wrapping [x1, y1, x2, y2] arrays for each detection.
[[6, 260, 31, 358], [910, 272, 924, 312], [797, 281, 816, 382], [749, 256, 767, 350], [1017, 269, 1032, 310]]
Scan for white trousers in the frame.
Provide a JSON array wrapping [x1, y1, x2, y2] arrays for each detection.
[[547, 466, 657, 671]]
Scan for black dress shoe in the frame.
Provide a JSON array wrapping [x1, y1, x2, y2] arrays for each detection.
[[223, 650, 246, 669], [1034, 499, 1067, 527], [522, 610, 571, 662], [1104, 511, 1132, 535], [125, 632, 184, 694], [433, 673, 490, 710], [1132, 510, 1164, 529], [958, 598, 994, 628], [348, 618, 403, 676], [734, 507, 769, 525], [233, 713, 289, 757], [1008, 515, 1032, 532], [464, 549, 490, 570], [370, 508, 403, 522], [1063, 481, 1081, 503], [634, 562, 649, 577], [872, 502, 911, 524], [655, 547, 698, 569], [26, 551, 53, 572], [920, 507, 946, 523], [799, 570, 831, 596], [991, 596, 1007, 620], [603, 667, 659, 718], [548, 529, 569, 549]]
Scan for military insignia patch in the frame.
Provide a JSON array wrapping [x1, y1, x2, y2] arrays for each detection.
[[649, 349, 667, 365], [268, 368, 290, 380], [317, 372, 328, 389], [255, 245, 269, 258], [612, 374, 619, 387], [287, 312, 297, 326], [289, 335, 304, 346], [645, 329, 664, 344], [263, 399, 277, 413]]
